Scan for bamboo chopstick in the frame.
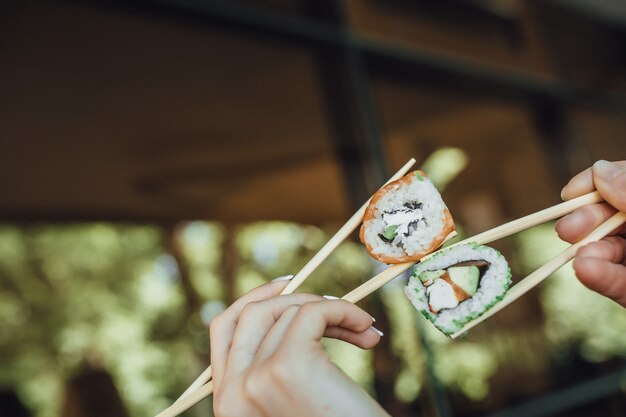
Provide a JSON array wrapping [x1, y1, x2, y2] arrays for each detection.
[[162, 190, 605, 417], [157, 381, 213, 417], [431, 191, 602, 257], [450, 210, 626, 338], [170, 158, 417, 404]]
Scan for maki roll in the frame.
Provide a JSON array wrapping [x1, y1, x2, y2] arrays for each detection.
[[404, 243, 511, 336], [359, 170, 455, 264]]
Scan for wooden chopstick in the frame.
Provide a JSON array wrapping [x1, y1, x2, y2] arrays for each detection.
[[450, 210, 626, 338], [431, 191, 602, 257], [169, 158, 417, 405], [157, 381, 213, 417], [161, 191, 604, 417]]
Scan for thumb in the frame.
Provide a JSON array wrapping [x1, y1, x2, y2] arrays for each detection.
[[592, 160, 626, 212]]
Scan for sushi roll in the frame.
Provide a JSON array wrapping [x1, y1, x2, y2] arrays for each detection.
[[359, 170, 455, 264], [404, 243, 511, 336]]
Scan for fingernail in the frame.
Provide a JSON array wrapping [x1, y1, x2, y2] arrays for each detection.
[[369, 326, 384, 337], [560, 186, 567, 201], [593, 160, 620, 181], [271, 275, 294, 282], [565, 209, 585, 227]]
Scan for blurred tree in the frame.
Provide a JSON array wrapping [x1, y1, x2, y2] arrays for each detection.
[[1, 220, 624, 417], [0, 224, 195, 417]]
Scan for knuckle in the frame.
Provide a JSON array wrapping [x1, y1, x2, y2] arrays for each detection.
[[283, 304, 300, 317], [266, 356, 292, 384], [213, 394, 231, 417], [242, 370, 267, 402], [239, 302, 258, 320], [298, 302, 318, 317], [209, 316, 224, 337]]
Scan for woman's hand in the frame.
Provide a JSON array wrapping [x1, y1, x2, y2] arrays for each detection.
[[209, 278, 389, 417], [555, 160, 626, 306]]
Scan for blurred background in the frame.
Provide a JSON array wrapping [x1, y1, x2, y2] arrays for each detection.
[[1, 0, 625, 416]]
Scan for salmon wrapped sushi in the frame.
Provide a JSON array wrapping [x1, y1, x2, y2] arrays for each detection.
[[404, 243, 511, 336], [359, 170, 455, 264]]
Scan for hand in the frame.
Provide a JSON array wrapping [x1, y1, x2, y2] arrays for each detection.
[[209, 279, 388, 417], [555, 160, 626, 306]]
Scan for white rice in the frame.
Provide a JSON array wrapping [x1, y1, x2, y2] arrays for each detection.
[[362, 175, 448, 258], [404, 243, 511, 335]]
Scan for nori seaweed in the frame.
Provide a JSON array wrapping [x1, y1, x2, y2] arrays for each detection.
[[406, 242, 512, 336]]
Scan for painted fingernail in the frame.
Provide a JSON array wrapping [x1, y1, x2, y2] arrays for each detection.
[[369, 326, 384, 337], [271, 275, 294, 282], [593, 160, 620, 181], [322, 295, 340, 300]]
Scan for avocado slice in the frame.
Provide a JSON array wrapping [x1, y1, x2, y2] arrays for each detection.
[[417, 269, 445, 284], [382, 225, 398, 240], [447, 266, 479, 296]]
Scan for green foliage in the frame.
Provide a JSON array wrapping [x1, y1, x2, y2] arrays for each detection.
[[0, 220, 378, 416], [517, 223, 626, 361], [380, 284, 426, 402], [178, 221, 225, 301], [235, 221, 373, 297], [3, 219, 624, 417], [421, 147, 468, 191], [0, 224, 193, 417]]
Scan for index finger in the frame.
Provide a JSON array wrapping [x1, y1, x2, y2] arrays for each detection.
[[224, 293, 322, 381], [279, 300, 376, 354], [561, 161, 626, 201], [210, 276, 292, 392]]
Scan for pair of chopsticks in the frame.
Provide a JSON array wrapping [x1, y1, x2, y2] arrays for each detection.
[[156, 159, 622, 417], [451, 209, 626, 337], [155, 158, 420, 417]]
